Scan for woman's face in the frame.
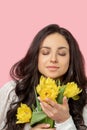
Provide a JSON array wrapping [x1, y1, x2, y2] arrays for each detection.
[[38, 33, 70, 79]]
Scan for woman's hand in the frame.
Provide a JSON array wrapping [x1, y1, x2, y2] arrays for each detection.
[[39, 96, 70, 123], [30, 123, 55, 130]]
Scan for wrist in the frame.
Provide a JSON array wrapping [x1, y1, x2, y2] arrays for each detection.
[[56, 114, 70, 123]]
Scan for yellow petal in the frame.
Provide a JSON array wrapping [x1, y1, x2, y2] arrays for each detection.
[[16, 103, 32, 124], [63, 82, 82, 99], [36, 76, 59, 101]]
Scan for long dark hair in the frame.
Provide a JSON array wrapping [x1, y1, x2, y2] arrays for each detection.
[[5, 24, 87, 130]]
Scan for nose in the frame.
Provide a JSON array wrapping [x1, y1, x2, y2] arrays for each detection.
[[50, 53, 58, 63]]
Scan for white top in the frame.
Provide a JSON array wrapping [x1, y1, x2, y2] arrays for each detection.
[[0, 81, 87, 130]]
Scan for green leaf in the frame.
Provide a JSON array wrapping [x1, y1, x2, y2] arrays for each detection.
[[56, 79, 60, 86], [30, 111, 54, 128], [30, 111, 47, 126], [34, 87, 42, 111], [31, 104, 36, 111], [43, 116, 54, 128], [57, 85, 66, 104]]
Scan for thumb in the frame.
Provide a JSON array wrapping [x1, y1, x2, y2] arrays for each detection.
[[63, 96, 68, 107]]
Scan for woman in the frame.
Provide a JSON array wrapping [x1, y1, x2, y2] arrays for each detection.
[[0, 24, 87, 130]]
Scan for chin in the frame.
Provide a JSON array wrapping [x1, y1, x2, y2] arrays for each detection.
[[45, 75, 59, 79]]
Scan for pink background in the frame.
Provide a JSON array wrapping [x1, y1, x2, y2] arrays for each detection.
[[0, 0, 87, 87]]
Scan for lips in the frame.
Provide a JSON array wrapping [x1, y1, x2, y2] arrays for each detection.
[[47, 66, 59, 68], [47, 66, 59, 71]]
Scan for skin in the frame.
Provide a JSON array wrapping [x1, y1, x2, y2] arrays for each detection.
[[38, 33, 70, 79], [31, 33, 70, 129], [30, 123, 55, 130]]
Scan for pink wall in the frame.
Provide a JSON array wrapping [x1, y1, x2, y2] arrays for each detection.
[[0, 0, 87, 87]]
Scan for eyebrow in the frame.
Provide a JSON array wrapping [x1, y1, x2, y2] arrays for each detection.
[[40, 46, 68, 50]]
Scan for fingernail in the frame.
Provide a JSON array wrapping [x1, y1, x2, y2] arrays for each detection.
[[38, 97, 40, 100], [46, 124, 50, 127]]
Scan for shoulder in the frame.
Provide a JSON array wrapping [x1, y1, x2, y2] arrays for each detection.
[[0, 81, 17, 128], [0, 80, 16, 92], [0, 80, 17, 103]]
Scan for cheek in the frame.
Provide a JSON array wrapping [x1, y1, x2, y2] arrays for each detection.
[[65, 62, 69, 71], [38, 56, 44, 65], [61, 57, 70, 69], [38, 55, 49, 64], [64, 59, 70, 70], [38, 56, 44, 69]]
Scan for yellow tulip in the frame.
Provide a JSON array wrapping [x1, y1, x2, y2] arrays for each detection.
[[36, 76, 59, 101], [64, 82, 82, 99], [16, 103, 32, 124]]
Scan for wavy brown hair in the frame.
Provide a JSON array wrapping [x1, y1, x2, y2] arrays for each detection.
[[4, 24, 87, 130]]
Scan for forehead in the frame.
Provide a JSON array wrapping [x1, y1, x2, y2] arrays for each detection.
[[41, 33, 69, 49]]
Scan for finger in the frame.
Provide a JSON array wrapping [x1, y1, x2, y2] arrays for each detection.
[[37, 96, 41, 101], [35, 123, 55, 130], [35, 123, 50, 128], [40, 101, 53, 116], [63, 96, 68, 107], [45, 98, 57, 107], [40, 101, 58, 120], [40, 101, 51, 111]]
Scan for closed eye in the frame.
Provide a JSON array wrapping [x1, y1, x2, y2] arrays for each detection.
[[58, 52, 66, 56], [39, 47, 50, 55], [41, 51, 50, 55]]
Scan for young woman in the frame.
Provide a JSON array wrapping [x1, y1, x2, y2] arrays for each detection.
[[0, 24, 87, 130]]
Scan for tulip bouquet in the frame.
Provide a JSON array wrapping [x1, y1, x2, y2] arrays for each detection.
[[16, 76, 82, 128]]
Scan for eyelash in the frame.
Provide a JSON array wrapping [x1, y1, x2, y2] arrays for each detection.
[[42, 52, 50, 55], [41, 51, 66, 56], [58, 53, 66, 56]]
